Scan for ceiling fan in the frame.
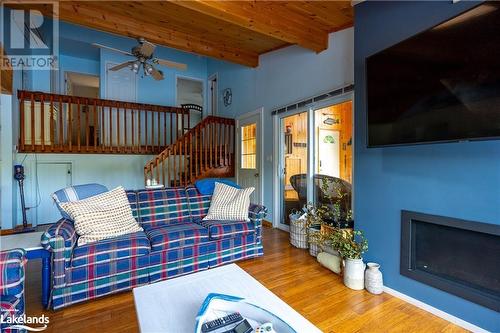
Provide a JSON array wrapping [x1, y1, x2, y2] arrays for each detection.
[[92, 38, 187, 80]]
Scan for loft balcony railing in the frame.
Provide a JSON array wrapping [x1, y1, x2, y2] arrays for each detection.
[[17, 90, 194, 154]]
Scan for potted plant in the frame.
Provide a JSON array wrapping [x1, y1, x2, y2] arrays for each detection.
[[303, 203, 322, 256], [333, 229, 368, 290], [316, 178, 353, 235]]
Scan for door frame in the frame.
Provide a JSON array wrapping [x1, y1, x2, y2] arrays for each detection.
[[272, 92, 354, 231], [175, 74, 206, 111], [236, 107, 264, 205]]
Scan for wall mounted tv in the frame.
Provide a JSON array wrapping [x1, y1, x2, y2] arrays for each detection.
[[366, 3, 500, 147]]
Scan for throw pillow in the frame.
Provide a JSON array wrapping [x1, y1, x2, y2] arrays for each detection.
[[52, 183, 109, 220], [195, 178, 241, 196], [59, 186, 143, 245], [203, 182, 254, 221]]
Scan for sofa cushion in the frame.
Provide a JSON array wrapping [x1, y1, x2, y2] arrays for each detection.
[[71, 231, 150, 268], [60, 187, 144, 246], [146, 223, 209, 252], [0, 249, 26, 297], [126, 190, 140, 221], [203, 183, 254, 221], [186, 186, 211, 222], [196, 220, 255, 240], [194, 178, 240, 196], [52, 183, 109, 220], [137, 188, 191, 228]]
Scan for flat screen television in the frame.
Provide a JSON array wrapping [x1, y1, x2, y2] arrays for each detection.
[[366, 3, 500, 147]]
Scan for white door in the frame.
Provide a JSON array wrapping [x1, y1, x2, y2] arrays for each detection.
[[105, 63, 137, 145], [317, 129, 340, 177], [35, 162, 72, 225], [237, 111, 261, 204]]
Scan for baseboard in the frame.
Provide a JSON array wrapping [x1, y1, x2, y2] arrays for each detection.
[[383, 286, 489, 333]]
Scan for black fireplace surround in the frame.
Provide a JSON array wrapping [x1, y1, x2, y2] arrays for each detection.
[[400, 210, 500, 312]]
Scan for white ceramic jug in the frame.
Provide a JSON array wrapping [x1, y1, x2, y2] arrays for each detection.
[[365, 262, 383, 294], [343, 258, 365, 290]]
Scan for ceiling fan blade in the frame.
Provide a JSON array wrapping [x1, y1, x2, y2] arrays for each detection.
[[91, 43, 134, 56], [154, 58, 188, 71], [150, 66, 164, 80], [137, 40, 156, 58], [109, 61, 135, 71]]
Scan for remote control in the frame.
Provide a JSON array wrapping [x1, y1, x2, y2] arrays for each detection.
[[201, 312, 244, 332]]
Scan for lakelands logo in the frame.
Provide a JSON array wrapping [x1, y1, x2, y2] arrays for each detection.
[[0, 1, 59, 70], [1, 313, 49, 331]]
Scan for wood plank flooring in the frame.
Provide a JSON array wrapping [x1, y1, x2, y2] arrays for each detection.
[[24, 227, 467, 332]]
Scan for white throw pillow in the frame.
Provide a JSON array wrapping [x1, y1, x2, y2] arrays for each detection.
[[60, 186, 143, 245], [203, 182, 254, 221]]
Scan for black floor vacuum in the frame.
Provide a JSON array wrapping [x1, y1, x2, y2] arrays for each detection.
[[13, 164, 35, 233]]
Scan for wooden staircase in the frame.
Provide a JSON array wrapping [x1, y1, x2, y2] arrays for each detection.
[[144, 116, 235, 187]]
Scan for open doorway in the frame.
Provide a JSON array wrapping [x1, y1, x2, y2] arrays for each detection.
[[65, 72, 100, 146], [176, 77, 204, 129]]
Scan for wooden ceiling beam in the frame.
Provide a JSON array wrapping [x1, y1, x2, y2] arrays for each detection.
[[56, 2, 259, 67], [171, 0, 329, 53]]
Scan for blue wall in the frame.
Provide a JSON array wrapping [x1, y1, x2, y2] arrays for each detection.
[[354, 1, 500, 331]]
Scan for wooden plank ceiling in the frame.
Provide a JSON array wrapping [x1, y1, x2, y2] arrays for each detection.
[[40, 1, 353, 67]]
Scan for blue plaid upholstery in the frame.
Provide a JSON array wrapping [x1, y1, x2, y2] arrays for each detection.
[[186, 186, 211, 222], [197, 220, 255, 240], [67, 253, 150, 285], [208, 234, 263, 267], [1, 249, 26, 333], [71, 231, 150, 268], [149, 244, 211, 283], [146, 223, 209, 252], [41, 218, 78, 288], [51, 265, 150, 310], [52, 183, 109, 219], [44, 186, 267, 309], [126, 190, 140, 221], [137, 188, 192, 228]]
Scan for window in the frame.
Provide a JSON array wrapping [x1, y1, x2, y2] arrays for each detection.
[[241, 123, 256, 169]]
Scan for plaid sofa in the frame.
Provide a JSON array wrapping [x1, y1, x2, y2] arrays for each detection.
[[41, 185, 266, 310], [0, 249, 27, 333]]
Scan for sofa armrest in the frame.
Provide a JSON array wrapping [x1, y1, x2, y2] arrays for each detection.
[[41, 218, 78, 287], [0, 249, 27, 298], [248, 203, 267, 222]]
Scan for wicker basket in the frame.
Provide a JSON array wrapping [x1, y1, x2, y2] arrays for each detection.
[[308, 227, 321, 257], [289, 212, 308, 249]]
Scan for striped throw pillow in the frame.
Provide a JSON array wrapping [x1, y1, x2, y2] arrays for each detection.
[[203, 182, 254, 221], [59, 186, 143, 245]]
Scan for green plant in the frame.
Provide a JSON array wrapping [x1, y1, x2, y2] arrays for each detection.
[[334, 230, 368, 260]]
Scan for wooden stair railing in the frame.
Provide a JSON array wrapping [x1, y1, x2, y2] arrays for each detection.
[[144, 116, 235, 187], [17, 90, 190, 154]]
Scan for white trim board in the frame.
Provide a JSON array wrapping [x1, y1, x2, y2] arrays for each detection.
[[383, 286, 489, 333]]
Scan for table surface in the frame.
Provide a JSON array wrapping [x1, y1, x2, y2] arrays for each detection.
[[133, 263, 320, 333], [0, 231, 44, 251]]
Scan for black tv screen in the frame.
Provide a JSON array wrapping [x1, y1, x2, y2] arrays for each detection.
[[366, 3, 500, 147]]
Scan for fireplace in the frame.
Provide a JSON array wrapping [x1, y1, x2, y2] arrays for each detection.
[[400, 210, 500, 312]]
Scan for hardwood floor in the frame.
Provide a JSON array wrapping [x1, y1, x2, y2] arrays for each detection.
[[24, 227, 467, 333]]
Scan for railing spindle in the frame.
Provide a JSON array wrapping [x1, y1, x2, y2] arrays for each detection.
[[85, 99, 90, 152], [59, 97, 63, 150], [30, 94, 35, 151], [50, 95, 54, 152], [93, 100, 97, 152], [68, 98, 72, 151], [77, 98, 81, 152], [19, 92, 25, 151]]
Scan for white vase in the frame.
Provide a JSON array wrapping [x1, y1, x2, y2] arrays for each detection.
[[343, 258, 365, 290], [365, 262, 383, 294]]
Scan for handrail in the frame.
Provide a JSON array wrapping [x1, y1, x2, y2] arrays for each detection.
[[17, 90, 191, 154], [144, 115, 235, 187]]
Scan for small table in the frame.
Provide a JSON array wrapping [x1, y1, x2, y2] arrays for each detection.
[[133, 264, 320, 333], [1, 231, 51, 308]]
